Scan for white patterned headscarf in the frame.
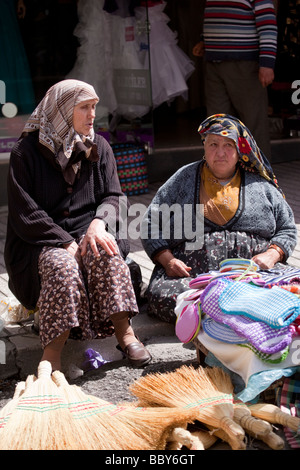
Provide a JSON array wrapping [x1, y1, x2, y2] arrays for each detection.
[[23, 79, 99, 159]]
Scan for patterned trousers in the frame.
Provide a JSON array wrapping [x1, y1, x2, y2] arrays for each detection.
[[37, 242, 138, 348]]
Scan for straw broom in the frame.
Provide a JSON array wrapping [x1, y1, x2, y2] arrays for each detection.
[[248, 403, 300, 432], [52, 370, 155, 450], [0, 375, 38, 433], [130, 365, 245, 443], [0, 361, 84, 450], [208, 407, 284, 450], [52, 370, 197, 450], [103, 401, 197, 450], [207, 424, 284, 450]]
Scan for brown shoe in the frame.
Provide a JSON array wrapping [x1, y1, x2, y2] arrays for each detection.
[[117, 341, 152, 367]]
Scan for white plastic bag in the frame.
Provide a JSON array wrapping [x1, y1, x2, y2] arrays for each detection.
[[0, 297, 29, 324]]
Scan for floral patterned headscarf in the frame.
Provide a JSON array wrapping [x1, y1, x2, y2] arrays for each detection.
[[198, 114, 281, 193]]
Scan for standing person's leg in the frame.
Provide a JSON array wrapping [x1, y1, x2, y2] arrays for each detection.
[[223, 61, 272, 160], [204, 61, 236, 117]]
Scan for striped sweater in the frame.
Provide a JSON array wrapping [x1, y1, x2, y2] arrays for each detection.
[[203, 0, 277, 68]]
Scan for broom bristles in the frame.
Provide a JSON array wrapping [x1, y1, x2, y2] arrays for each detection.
[[52, 371, 151, 450], [89, 396, 197, 450], [130, 365, 245, 442], [0, 361, 84, 450], [52, 370, 195, 450], [0, 381, 26, 432]]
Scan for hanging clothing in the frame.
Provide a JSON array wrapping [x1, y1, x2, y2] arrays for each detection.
[[0, 0, 35, 114]]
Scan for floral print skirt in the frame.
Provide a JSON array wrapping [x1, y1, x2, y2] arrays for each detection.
[[146, 230, 269, 324], [37, 242, 138, 348]]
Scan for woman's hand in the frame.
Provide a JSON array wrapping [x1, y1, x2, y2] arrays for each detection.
[[63, 240, 82, 266], [252, 249, 281, 270], [154, 250, 192, 277], [80, 218, 118, 257]]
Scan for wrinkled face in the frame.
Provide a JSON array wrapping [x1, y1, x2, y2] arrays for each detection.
[[73, 99, 97, 135], [204, 134, 239, 180]]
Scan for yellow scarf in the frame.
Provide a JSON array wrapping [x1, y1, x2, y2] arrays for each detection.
[[200, 164, 241, 225]]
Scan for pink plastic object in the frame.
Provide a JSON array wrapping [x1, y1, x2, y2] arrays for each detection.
[[189, 275, 212, 289], [175, 302, 201, 343]]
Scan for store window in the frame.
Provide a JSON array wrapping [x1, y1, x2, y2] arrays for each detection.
[[1, 0, 298, 180]]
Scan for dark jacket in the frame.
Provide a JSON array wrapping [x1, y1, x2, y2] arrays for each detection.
[[4, 131, 129, 309]]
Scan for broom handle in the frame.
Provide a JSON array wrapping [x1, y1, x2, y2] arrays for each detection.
[[207, 425, 246, 450], [234, 407, 272, 437], [247, 428, 284, 450], [52, 370, 69, 387], [13, 381, 26, 399], [37, 360, 52, 379], [249, 405, 300, 432], [273, 409, 300, 431], [219, 416, 245, 441]]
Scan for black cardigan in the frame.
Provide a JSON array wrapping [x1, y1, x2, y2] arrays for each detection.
[[4, 131, 129, 309]]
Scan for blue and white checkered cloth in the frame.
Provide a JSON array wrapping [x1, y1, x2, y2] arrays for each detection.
[[200, 278, 293, 354], [219, 279, 300, 328]]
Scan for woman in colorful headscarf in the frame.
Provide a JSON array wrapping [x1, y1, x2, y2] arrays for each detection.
[[141, 114, 297, 323], [4, 79, 151, 371]]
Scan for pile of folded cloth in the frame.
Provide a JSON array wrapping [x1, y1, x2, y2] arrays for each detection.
[[175, 259, 300, 400]]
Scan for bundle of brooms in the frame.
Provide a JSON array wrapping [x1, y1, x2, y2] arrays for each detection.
[[130, 365, 245, 445], [0, 361, 199, 450], [130, 365, 288, 450], [51, 369, 200, 451]]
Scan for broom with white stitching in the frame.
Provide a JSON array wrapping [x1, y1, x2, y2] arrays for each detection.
[[0, 361, 83, 450], [52, 369, 197, 450]]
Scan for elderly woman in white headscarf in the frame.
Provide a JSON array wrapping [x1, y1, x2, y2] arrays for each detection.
[[5, 79, 151, 371]]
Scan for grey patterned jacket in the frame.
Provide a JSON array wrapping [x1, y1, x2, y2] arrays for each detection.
[[141, 161, 297, 262]]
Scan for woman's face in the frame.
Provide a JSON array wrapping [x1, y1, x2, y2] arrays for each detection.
[[204, 134, 239, 180], [73, 99, 97, 135]]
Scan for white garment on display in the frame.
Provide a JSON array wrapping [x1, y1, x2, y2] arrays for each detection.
[[67, 0, 195, 121], [135, 1, 195, 108], [111, 13, 151, 120], [66, 0, 118, 121]]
